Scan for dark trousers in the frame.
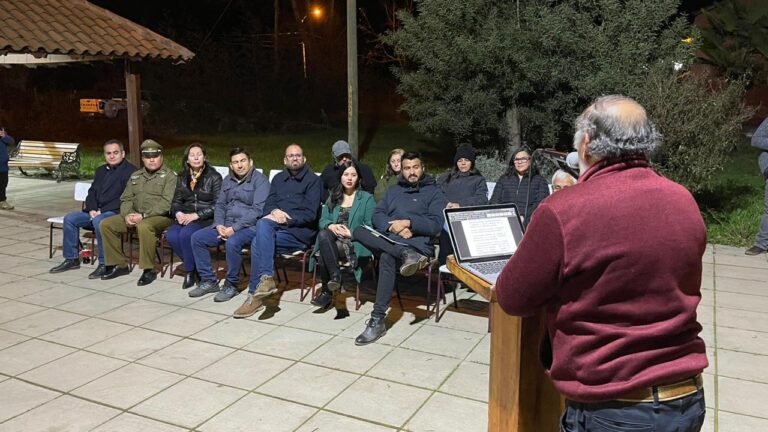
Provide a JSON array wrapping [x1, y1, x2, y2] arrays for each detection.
[[0, 171, 8, 202], [316, 229, 342, 287], [437, 229, 453, 266], [560, 389, 705, 432], [166, 221, 210, 272], [352, 226, 409, 318]]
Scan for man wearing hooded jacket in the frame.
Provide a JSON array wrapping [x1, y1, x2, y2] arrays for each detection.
[[352, 151, 446, 345]]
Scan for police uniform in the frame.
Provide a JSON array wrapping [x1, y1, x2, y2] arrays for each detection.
[[100, 140, 177, 271]]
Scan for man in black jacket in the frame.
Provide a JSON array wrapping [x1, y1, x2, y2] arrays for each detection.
[[49, 139, 135, 278], [352, 151, 446, 345], [319, 140, 377, 202]]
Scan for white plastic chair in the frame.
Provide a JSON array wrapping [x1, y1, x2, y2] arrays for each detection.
[[486, 181, 496, 201], [47, 181, 92, 259], [213, 166, 229, 178], [269, 169, 282, 182]]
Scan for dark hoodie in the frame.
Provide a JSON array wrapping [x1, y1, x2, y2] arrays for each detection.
[[372, 174, 447, 256]]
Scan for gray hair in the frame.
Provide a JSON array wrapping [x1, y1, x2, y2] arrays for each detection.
[[573, 95, 661, 159], [551, 169, 577, 186]]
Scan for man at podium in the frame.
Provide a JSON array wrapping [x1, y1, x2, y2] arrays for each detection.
[[495, 95, 707, 432]]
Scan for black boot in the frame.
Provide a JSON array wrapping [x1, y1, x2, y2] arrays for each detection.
[[327, 273, 342, 292], [49, 258, 81, 273], [182, 271, 199, 289], [137, 269, 157, 286], [399, 248, 429, 277], [311, 288, 333, 309], [355, 316, 387, 346]]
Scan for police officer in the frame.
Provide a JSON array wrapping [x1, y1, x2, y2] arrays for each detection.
[[100, 139, 177, 286]]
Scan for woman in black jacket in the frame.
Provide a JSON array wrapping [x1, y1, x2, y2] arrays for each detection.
[[490, 147, 550, 227], [167, 143, 223, 288]]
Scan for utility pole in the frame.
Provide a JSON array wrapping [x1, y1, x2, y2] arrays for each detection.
[[347, 0, 358, 156]]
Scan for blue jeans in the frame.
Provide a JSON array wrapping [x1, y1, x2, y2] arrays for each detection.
[[248, 218, 307, 293], [561, 388, 705, 432], [166, 221, 209, 272], [62, 210, 116, 263], [191, 226, 257, 284]]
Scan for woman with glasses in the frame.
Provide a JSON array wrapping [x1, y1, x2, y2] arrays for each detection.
[[167, 143, 223, 289], [490, 147, 550, 226], [374, 148, 405, 202]]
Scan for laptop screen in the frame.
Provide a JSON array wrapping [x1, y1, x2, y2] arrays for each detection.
[[445, 204, 525, 263]]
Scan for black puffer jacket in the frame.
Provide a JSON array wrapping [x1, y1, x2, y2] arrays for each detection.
[[489, 171, 550, 224], [170, 163, 223, 221]]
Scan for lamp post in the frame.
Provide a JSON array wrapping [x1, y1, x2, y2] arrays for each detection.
[[347, 0, 358, 156]]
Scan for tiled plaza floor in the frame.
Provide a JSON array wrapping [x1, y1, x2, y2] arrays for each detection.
[[0, 175, 766, 431]]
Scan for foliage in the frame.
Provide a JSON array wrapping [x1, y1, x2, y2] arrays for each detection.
[[474, 150, 508, 182]]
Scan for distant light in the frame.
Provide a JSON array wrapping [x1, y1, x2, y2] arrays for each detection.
[[311, 6, 323, 19], [674, 62, 683, 71], [681, 36, 694, 44]]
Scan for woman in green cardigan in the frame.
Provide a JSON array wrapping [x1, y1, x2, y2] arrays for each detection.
[[309, 160, 376, 309]]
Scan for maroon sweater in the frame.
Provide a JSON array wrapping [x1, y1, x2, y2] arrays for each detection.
[[495, 157, 708, 403]]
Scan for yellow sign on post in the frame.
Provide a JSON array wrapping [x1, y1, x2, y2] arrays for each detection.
[[79, 98, 100, 113]]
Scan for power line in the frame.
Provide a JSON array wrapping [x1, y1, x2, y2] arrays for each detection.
[[198, 0, 236, 50]]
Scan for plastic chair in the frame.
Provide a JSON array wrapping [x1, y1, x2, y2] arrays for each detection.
[[46, 182, 93, 260]]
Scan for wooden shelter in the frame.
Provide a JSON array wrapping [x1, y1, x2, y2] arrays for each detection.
[[0, 0, 194, 165]]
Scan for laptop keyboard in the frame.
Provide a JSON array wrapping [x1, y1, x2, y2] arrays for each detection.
[[467, 260, 507, 275]]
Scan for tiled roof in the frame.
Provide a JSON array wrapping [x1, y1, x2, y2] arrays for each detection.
[[0, 0, 194, 62]]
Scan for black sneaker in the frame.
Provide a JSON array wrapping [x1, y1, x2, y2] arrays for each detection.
[[214, 280, 240, 302], [88, 264, 108, 279], [49, 259, 80, 273], [745, 245, 767, 256], [311, 289, 333, 308], [399, 249, 429, 277]]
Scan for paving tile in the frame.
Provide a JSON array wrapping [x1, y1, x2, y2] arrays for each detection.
[[259, 362, 358, 406], [715, 252, 768, 268], [19, 350, 127, 392], [0, 278, 58, 300], [57, 291, 135, 315], [143, 287, 206, 307], [34, 266, 92, 282], [716, 291, 768, 314], [717, 349, 768, 384], [0, 308, 85, 337], [243, 326, 332, 360], [715, 277, 768, 297], [249, 299, 315, 325], [186, 295, 245, 315], [703, 372, 715, 409], [87, 327, 182, 361], [465, 333, 490, 365], [700, 288, 714, 307], [400, 324, 484, 359], [97, 299, 180, 326], [73, 363, 184, 409], [718, 411, 768, 432], [190, 316, 275, 348], [17, 284, 94, 307], [138, 339, 234, 375], [717, 307, 768, 332], [0, 328, 29, 350], [426, 309, 489, 334], [141, 307, 223, 337], [368, 347, 461, 390], [0, 395, 120, 432], [438, 361, 489, 401], [295, 411, 396, 432], [0, 300, 45, 323], [132, 377, 246, 429], [405, 392, 487, 432], [702, 409, 714, 432], [0, 339, 76, 375], [0, 378, 60, 422], [199, 393, 316, 432], [716, 326, 768, 356], [697, 303, 714, 325], [92, 413, 187, 432], [104, 278, 168, 297], [39, 317, 132, 348], [194, 350, 292, 390], [327, 376, 431, 427], [303, 336, 393, 374], [285, 306, 367, 335], [715, 264, 768, 282], [0, 260, 51, 277], [718, 376, 768, 419]]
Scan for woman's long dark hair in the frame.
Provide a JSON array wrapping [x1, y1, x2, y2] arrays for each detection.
[[328, 160, 361, 211], [505, 146, 535, 176], [180, 142, 209, 179]]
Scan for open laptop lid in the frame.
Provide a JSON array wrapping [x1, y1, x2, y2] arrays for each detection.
[[444, 203, 525, 264]]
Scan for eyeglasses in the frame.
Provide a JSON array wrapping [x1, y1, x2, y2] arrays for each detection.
[[285, 154, 303, 159], [513, 157, 531, 163]]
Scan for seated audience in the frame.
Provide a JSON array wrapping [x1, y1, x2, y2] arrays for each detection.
[[309, 160, 375, 309], [551, 169, 577, 192], [373, 148, 404, 202], [188, 148, 269, 300], [436, 144, 488, 265], [319, 140, 377, 202], [166, 143, 222, 289], [99, 140, 177, 286], [49, 139, 135, 277], [233, 144, 323, 318], [352, 151, 446, 345], [490, 146, 550, 226]]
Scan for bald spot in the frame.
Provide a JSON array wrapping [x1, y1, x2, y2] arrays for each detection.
[[285, 144, 303, 156], [594, 96, 648, 131]]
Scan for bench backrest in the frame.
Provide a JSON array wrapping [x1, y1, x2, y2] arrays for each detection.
[[213, 166, 264, 179], [74, 182, 92, 201], [15, 141, 80, 160]]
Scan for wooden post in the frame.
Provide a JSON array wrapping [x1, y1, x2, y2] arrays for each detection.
[[346, 0, 358, 157], [447, 256, 563, 432], [124, 60, 143, 167]]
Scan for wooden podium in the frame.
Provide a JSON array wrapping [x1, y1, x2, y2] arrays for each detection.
[[447, 256, 563, 432]]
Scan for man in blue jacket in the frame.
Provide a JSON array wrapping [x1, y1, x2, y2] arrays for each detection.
[[233, 144, 322, 318], [189, 148, 270, 301], [352, 151, 447, 345], [0, 126, 16, 210], [49, 139, 135, 278]]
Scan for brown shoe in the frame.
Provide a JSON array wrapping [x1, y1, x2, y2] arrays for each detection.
[[0, 201, 14, 210], [252, 274, 277, 300], [233, 293, 263, 319]]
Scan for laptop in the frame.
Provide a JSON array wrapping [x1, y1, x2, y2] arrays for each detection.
[[444, 203, 525, 284]]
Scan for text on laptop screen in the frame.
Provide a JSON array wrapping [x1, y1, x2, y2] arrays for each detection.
[[448, 208, 523, 260]]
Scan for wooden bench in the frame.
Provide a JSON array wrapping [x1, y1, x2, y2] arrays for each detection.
[[8, 140, 81, 182]]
